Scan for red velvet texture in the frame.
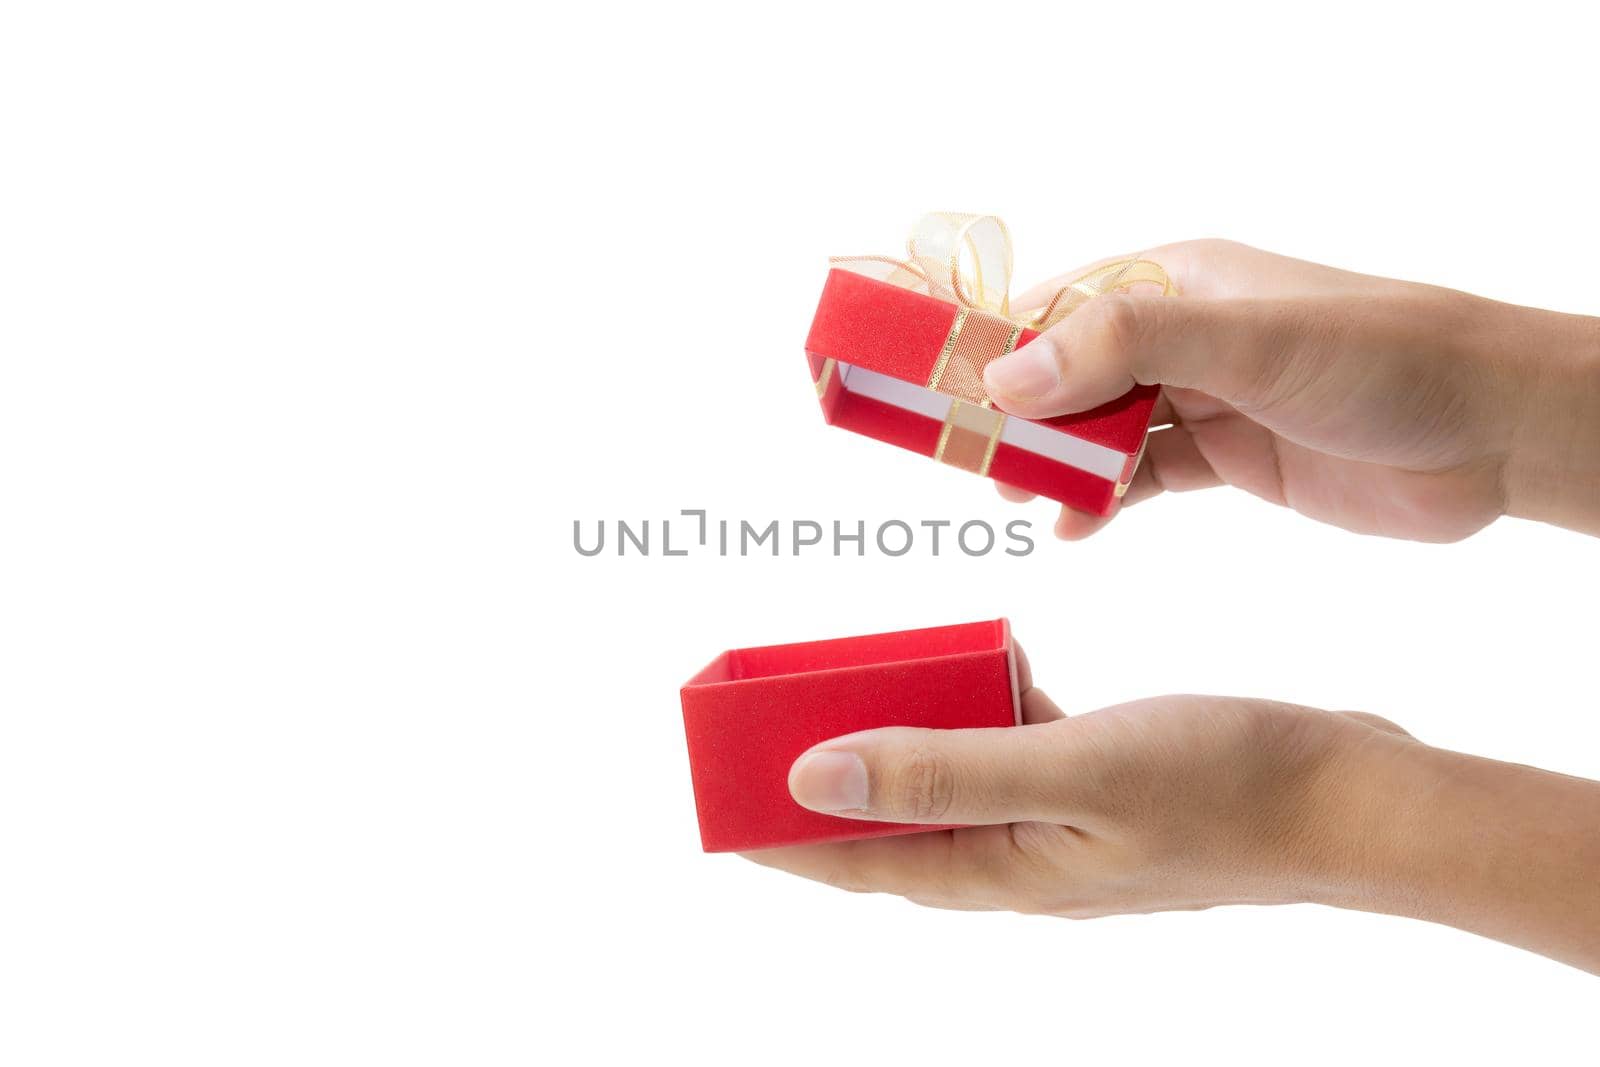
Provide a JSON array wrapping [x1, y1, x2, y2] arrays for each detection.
[[681, 620, 1018, 852], [806, 269, 1158, 515]]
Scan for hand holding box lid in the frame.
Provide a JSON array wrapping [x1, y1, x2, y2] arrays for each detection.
[[806, 213, 1176, 516]]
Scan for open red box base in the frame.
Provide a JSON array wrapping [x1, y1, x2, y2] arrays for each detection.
[[681, 619, 1019, 853]]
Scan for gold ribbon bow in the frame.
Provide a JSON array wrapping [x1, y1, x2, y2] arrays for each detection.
[[831, 213, 1175, 480]]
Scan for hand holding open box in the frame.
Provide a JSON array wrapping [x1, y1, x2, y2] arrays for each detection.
[[680, 620, 1020, 852]]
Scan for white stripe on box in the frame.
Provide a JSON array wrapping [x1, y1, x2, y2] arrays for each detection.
[[836, 363, 1125, 481]]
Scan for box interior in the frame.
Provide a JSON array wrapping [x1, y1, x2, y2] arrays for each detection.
[[686, 620, 1008, 685], [834, 362, 1128, 481]]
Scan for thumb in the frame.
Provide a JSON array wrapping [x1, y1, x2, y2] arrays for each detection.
[[787, 724, 1069, 825], [982, 295, 1301, 420]]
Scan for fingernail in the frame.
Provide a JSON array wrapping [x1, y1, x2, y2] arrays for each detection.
[[789, 750, 870, 813], [984, 339, 1060, 400]]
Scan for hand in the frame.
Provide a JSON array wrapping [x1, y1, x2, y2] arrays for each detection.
[[745, 646, 1408, 918], [980, 240, 1600, 540], [744, 646, 1600, 972]]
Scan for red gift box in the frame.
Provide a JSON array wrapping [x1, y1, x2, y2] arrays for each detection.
[[804, 214, 1172, 516], [681, 619, 1020, 853]]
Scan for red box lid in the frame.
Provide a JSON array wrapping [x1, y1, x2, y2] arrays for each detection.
[[805, 268, 1157, 457]]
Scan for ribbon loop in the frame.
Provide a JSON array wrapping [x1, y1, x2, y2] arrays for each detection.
[[832, 212, 1176, 332], [907, 212, 1014, 317], [826, 214, 1176, 488]]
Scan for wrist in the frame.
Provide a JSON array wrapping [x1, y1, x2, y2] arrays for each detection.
[[1227, 713, 1429, 909], [1498, 305, 1600, 535], [1299, 726, 1600, 971], [1297, 731, 1457, 916], [1277, 724, 1433, 913]]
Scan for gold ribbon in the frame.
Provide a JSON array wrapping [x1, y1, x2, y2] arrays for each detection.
[[831, 213, 1175, 481]]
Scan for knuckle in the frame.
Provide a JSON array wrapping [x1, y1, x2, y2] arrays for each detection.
[[1012, 889, 1060, 916], [1081, 293, 1173, 387], [892, 745, 957, 820], [996, 861, 1053, 914], [1091, 293, 1148, 360], [1339, 710, 1414, 739], [1246, 301, 1341, 409], [1005, 819, 1062, 863], [1001, 823, 1068, 914], [818, 863, 872, 895], [1182, 236, 1246, 258]]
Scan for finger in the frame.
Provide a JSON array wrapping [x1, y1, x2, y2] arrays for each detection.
[[1021, 686, 1066, 724], [787, 723, 1070, 825], [1142, 422, 1225, 496], [983, 296, 1309, 421], [1012, 640, 1034, 693], [1008, 643, 1065, 723], [1112, 423, 1228, 512], [994, 480, 1036, 504], [1054, 504, 1117, 541], [1011, 252, 1166, 312], [1116, 457, 1165, 509], [1162, 384, 1239, 424], [740, 824, 1029, 909], [1017, 240, 1374, 308], [1050, 421, 1224, 532], [1149, 391, 1177, 429], [1116, 476, 1157, 510], [1337, 710, 1415, 739], [996, 390, 1171, 515]]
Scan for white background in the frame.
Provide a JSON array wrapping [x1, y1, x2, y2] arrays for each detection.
[[2, 1, 1596, 1063]]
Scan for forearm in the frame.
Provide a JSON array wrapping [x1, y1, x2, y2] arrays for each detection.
[[1498, 303, 1600, 536], [1313, 731, 1600, 972]]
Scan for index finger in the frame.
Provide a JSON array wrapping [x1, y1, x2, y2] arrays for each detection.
[[1011, 243, 1206, 312], [740, 825, 1024, 910]]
